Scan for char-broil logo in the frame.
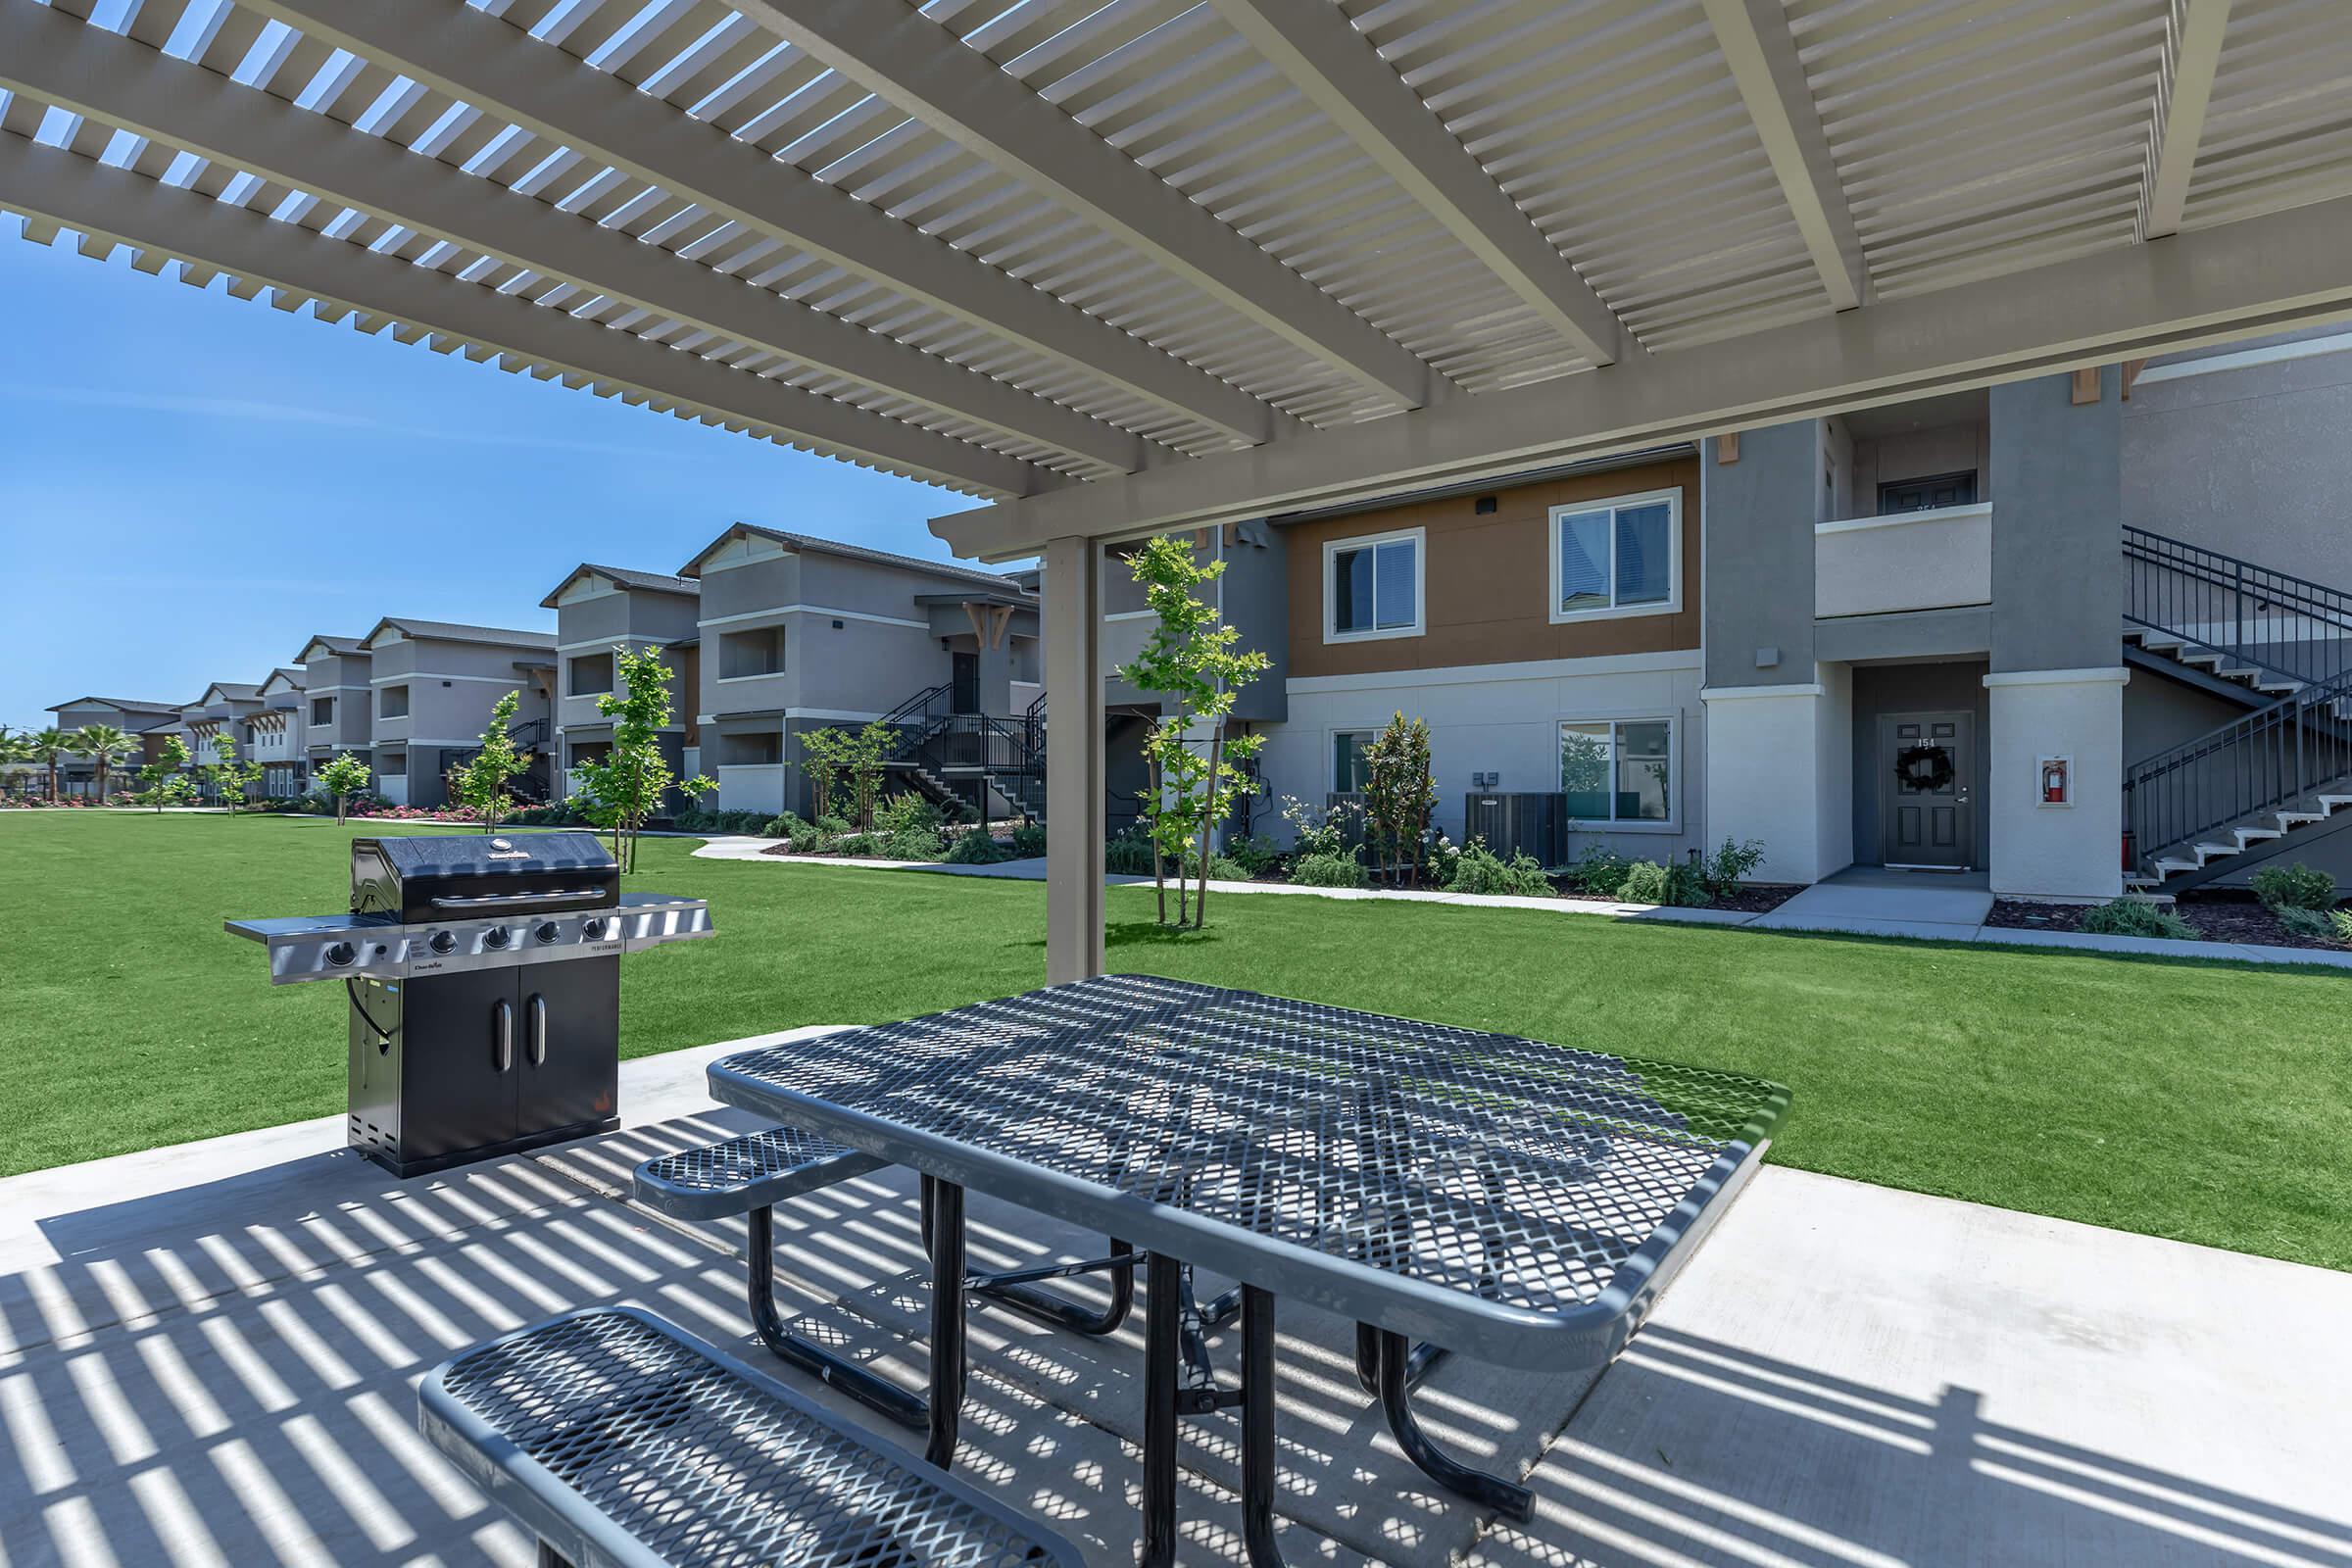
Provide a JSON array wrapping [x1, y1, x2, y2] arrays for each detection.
[[487, 835, 529, 860]]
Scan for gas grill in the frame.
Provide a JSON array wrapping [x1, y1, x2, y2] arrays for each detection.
[[227, 832, 711, 1176]]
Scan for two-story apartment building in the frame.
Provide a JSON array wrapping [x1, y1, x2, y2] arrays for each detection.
[[40, 696, 181, 796], [677, 524, 1038, 818], [539, 564, 702, 803], [292, 634, 372, 776], [181, 682, 266, 798], [248, 668, 307, 797], [358, 617, 556, 808]]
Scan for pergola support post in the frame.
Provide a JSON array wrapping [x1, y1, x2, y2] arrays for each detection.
[[1043, 535, 1105, 983]]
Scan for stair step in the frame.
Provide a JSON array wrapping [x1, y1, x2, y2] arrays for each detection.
[[2215, 666, 2261, 682], [2180, 651, 2226, 669], [2191, 843, 2240, 864], [2254, 680, 2304, 695], [2320, 796, 2352, 811], [2277, 811, 2325, 828], [2153, 858, 2200, 877], [2232, 826, 2282, 847]]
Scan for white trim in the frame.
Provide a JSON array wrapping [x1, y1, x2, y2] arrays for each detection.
[[379, 737, 509, 749], [1102, 609, 1157, 622], [369, 671, 530, 687], [1322, 525, 1426, 644], [699, 604, 929, 632], [305, 682, 370, 695], [1981, 667, 2132, 689], [2134, 330, 2352, 385], [1700, 682, 1827, 701], [555, 635, 668, 655], [1547, 486, 1685, 623], [694, 708, 888, 725], [715, 672, 786, 685], [1813, 501, 1993, 537], [1287, 648, 1702, 696], [1558, 713, 1682, 830]]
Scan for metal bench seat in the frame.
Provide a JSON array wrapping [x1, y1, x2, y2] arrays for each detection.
[[633, 1125, 890, 1221], [419, 1305, 1082, 1568]]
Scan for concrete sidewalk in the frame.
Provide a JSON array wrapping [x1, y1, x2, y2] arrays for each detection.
[[3, 1034, 2347, 1567]]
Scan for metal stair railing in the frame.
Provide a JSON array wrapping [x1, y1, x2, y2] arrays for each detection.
[[2124, 667, 2352, 875], [2124, 526, 2352, 690]]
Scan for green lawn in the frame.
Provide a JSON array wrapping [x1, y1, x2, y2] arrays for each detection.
[[3, 811, 2346, 1270]]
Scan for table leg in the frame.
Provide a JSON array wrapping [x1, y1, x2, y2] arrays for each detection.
[[1239, 1285, 1286, 1568], [1140, 1251, 1182, 1568], [1374, 1329, 1532, 1521], [921, 1177, 1138, 1337], [747, 1205, 929, 1431], [923, 1175, 966, 1471]]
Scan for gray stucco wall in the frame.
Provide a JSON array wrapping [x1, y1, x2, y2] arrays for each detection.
[[1989, 368, 2123, 672], [2124, 345, 2352, 574], [1849, 661, 1991, 868], [1216, 529, 1290, 723], [1702, 423, 1819, 688]]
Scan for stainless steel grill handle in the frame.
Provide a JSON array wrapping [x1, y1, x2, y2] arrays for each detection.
[[493, 999, 514, 1072], [431, 890, 604, 910], [527, 995, 547, 1066]]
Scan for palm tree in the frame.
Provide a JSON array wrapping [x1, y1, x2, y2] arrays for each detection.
[[73, 724, 135, 804], [28, 727, 74, 806], [0, 729, 30, 798]]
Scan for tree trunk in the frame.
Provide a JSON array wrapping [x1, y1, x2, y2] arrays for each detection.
[[337, 794, 348, 826], [1196, 729, 1224, 928], [1150, 747, 1167, 926]]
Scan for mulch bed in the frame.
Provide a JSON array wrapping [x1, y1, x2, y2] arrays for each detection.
[[1548, 878, 1802, 913], [1988, 893, 2347, 950]]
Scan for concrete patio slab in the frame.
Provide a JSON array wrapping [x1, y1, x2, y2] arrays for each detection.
[[1748, 866, 1994, 935]]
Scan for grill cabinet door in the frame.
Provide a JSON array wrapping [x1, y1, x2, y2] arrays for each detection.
[[400, 968, 521, 1161], [518, 956, 619, 1139]]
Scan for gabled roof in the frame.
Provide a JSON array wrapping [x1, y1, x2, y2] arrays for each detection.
[[539, 562, 702, 609], [677, 523, 1026, 593], [46, 695, 179, 717], [258, 667, 305, 698], [199, 682, 265, 706], [295, 633, 368, 662], [362, 616, 558, 653]]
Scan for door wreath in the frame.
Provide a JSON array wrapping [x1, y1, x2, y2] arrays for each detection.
[[1893, 744, 1955, 793]]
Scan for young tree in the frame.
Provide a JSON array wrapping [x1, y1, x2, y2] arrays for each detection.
[[797, 726, 849, 822], [797, 720, 892, 828], [28, 727, 74, 806], [136, 735, 193, 810], [316, 751, 371, 825], [567, 646, 715, 872], [72, 724, 135, 803], [0, 728, 33, 798], [1112, 535, 1269, 929], [452, 690, 530, 834], [1361, 711, 1437, 886], [205, 729, 263, 814]]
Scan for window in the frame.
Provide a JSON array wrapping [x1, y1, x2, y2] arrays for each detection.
[[719, 731, 782, 766], [719, 625, 786, 679], [1333, 730, 1374, 794], [568, 652, 614, 696], [1325, 528, 1423, 642], [568, 740, 612, 768], [1559, 718, 1675, 824], [1878, 471, 1978, 514], [1550, 490, 1680, 621], [378, 685, 409, 719], [311, 696, 333, 725]]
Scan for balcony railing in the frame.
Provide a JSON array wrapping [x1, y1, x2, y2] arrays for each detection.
[[1815, 503, 1992, 619]]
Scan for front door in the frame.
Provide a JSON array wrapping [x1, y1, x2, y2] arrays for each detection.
[[1881, 711, 1973, 869], [951, 651, 980, 714]]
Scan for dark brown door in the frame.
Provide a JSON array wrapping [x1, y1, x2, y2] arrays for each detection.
[[1881, 711, 1974, 869], [951, 651, 981, 714]]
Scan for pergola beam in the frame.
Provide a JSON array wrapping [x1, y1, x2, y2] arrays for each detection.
[[240, 0, 1278, 447], [935, 186, 2352, 555], [0, 0, 1144, 475], [1206, 0, 1625, 366], [2142, 0, 2233, 239], [0, 135, 1045, 497], [732, 0, 1433, 412], [1701, 0, 1868, 312]]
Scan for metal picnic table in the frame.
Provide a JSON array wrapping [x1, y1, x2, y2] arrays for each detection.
[[709, 973, 1788, 1566]]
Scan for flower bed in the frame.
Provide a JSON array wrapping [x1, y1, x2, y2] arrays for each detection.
[[0, 793, 142, 808], [1988, 890, 2349, 950]]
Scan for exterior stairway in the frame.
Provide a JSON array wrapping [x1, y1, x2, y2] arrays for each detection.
[[879, 684, 1047, 823], [2121, 528, 2352, 891]]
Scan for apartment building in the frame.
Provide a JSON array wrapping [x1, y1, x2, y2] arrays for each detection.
[[539, 564, 701, 803], [40, 696, 180, 796], [677, 524, 1038, 819], [1178, 340, 2352, 901], [293, 634, 372, 775], [248, 667, 307, 797], [358, 617, 556, 808]]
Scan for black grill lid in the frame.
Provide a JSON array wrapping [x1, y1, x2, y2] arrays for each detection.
[[358, 832, 616, 880]]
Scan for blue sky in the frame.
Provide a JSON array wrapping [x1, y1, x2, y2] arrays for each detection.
[[0, 218, 997, 727]]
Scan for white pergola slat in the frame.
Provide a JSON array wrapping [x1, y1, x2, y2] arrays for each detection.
[[2141, 0, 2233, 238], [0, 132, 1044, 495]]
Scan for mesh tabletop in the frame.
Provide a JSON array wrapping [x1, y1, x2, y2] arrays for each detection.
[[421, 1307, 1080, 1568], [710, 976, 1788, 1366]]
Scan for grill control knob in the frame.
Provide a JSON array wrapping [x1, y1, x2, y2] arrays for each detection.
[[580, 917, 606, 940], [534, 921, 561, 944], [323, 942, 356, 968], [428, 930, 457, 956], [482, 926, 511, 951]]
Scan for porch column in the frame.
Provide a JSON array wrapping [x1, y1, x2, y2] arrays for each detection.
[[1043, 534, 1106, 983]]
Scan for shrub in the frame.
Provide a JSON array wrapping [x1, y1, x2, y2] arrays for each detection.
[[814, 814, 852, 836], [763, 812, 812, 841], [1564, 846, 1633, 896], [2080, 900, 2198, 940], [945, 829, 1008, 864], [2275, 906, 2335, 940], [672, 807, 771, 834], [1104, 829, 1156, 876], [1615, 858, 1710, 907], [2250, 862, 2336, 912], [1446, 837, 1553, 898], [880, 829, 941, 860], [1008, 823, 1047, 858], [830, 831, 881, 857], [874, 793, 942, 838], [2332, 909, 2352, 944], [1222, 833, 1283, 878], [1181, 847, 1255, 882], [1278, 795, 1351, 860], [1700, 837, 1767, 898], [1289, 851, 1369, 889]]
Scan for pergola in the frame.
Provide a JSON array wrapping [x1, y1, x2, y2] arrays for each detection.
[[8, 0, 2348, 977]]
